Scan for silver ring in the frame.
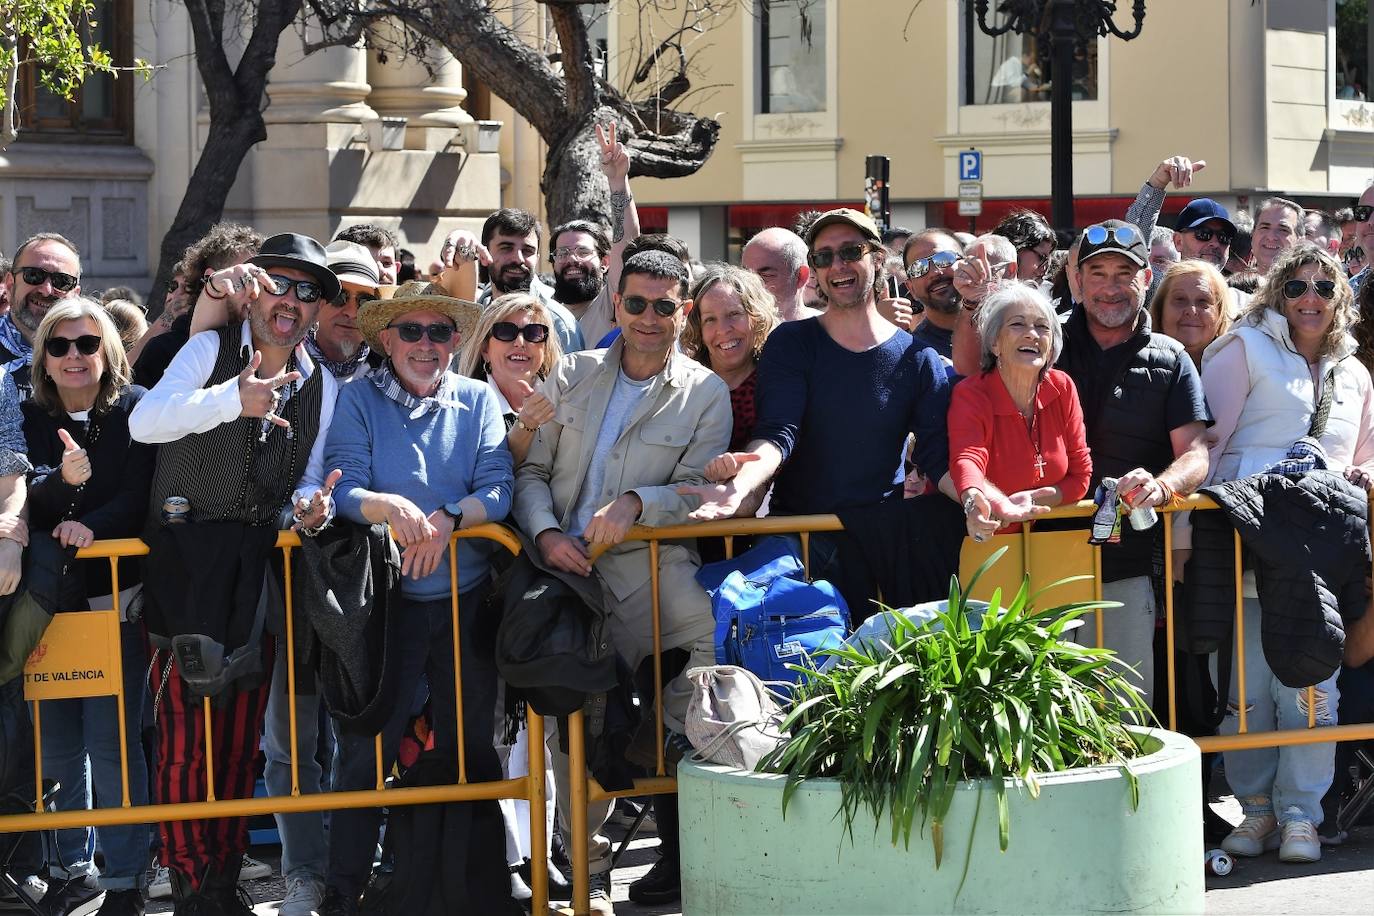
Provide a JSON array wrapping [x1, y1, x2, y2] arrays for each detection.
[[973, 532, 989, 543]]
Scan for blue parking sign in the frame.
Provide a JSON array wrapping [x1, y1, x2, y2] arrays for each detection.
[[959, 150, 982, 182]]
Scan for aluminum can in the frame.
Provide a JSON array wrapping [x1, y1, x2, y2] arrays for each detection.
[[161, 496, 190, 525], [1205, 848, 1233, 877], [1128, 503, 1159, 531]]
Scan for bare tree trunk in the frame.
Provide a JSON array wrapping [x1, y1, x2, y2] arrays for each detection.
[[0, 29, 18, 151]]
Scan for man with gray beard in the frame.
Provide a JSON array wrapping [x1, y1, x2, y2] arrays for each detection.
[[0, 233, 82, 398]]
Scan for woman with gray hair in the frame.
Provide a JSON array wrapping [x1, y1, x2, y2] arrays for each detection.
[[947, 284, 1091, 541]]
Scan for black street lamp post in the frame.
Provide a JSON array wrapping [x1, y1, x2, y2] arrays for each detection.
[[973, 0, 1147, 234]]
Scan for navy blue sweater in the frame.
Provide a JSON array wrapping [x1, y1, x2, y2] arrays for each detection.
[[752, 318, 952, 516]]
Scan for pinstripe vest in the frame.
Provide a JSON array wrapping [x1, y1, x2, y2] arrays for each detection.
[[148, 326, 324, 526]]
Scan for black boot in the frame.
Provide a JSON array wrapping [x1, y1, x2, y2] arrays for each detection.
[[169, 869, 221, 916], [202, 858, 253, 916]]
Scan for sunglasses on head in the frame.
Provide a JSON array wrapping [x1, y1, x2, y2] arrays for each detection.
[[331, 289, 379, 309], [621, 295, 681, 318], [1282, 279, 1337, 301], [262, 273, 324, 303], [44, 334, 101, 358], [14, 266, 79, 293], [1189, 227, 1234, 246], [906, 250, 960, 278], [1353, 205, 1374, 223], [388, 321, 456, 343], [490, 321, 549, 343], [808, 242, 874, 270], [1083, 224, 1141, 247]]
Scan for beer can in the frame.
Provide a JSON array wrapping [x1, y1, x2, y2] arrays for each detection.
[[161, 496, 190, 525], [1205, 848, 1233, 877], [1128, 503, 1159, 531]]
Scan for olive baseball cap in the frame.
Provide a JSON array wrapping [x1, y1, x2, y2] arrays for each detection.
[[805, 208, 882, 247]]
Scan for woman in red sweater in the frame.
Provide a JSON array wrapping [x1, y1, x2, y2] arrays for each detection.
[[949, 285, 1092, 540]]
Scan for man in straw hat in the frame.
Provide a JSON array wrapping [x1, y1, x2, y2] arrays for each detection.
[[320, 280, 519, 914], [129, 231, 343, 913]]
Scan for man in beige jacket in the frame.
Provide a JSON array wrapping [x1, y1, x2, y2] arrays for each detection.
[[513, 250, 731, 914]]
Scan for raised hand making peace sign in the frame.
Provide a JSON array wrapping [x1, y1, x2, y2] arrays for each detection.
[[595, 121, 630, 183]]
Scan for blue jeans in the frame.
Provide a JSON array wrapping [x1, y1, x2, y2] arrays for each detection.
[[326, 585, 500, 897], [264, 637, 331, 881], [40, 618, 150, 890], [1220, 597, 1339, 826]]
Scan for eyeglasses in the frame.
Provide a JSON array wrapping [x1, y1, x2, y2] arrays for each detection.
[[1344, 246, 1366, 265], [1281, 279, 1338, 301], [388, 321, 456, 343], [490, 321, 550, 344], [44, 334, 101, 358], [1189, 227, 1235, 247], [906, 250, 960, 278], [13, 266, 79, 293], [1022, 246, 1053, 268], [1353, 205, 1374, 223], [551, 245, 598, 263], [331, 289, 379, 309], [1083, 224, 1141, 247], [808, 242, 874, 270], [262, 273, 324, 304], [621, 295, 681, 318]]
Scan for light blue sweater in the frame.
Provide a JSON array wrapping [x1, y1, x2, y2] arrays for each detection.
[[326, 373, 513, 599]]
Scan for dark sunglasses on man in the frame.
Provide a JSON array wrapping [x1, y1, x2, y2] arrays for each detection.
[[388, 321, 456, 344], [331, 288, 379, 309], [12, 266, 79, 293], [808, 242, 875, 270], [1344, 246, 1366, 266], [1352, 204, 1374, 223], [621, 296, 681, 318], [1189, 227, 1234, 247], [45, 334, 102, 358], [1281, 279, 1337, 301], [263, 273, 325, 304], [906, 250, 960, 279], [490, 321, 550, 343]]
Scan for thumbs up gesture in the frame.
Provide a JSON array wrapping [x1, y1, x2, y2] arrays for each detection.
[[57, 428, 91, 486]]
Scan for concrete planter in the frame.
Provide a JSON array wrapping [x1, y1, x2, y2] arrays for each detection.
[[679, 728, 1202, 915]]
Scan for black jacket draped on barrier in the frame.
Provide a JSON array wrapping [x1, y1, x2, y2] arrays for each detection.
[[834, 494, 967, 622], [1183, 470, 1370, 692], [293, 521, 402, 737]]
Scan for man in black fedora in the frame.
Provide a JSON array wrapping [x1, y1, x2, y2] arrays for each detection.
[[130, 232, 343, 914]]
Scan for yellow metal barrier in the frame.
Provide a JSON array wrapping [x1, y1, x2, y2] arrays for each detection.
[[0, 523, 552, 914], [555, 497, 1374, 914]]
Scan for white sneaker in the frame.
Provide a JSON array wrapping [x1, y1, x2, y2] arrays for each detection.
[[1221, 812, 1280, 857], [278, 875, 325, 916], [1279, 812, 1322, 863], [148, 864, 171, 900], [241, 854, 272, 881]]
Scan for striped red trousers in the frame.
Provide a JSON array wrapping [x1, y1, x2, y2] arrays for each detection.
[[148, 644, 271, 890]]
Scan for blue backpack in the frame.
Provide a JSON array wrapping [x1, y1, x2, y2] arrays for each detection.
[[696, 537, 850, 685]]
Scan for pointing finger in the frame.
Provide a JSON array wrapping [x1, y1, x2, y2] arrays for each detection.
[[270, 371, 303, 389], [322, 468, 342, 495], [266, 412, 291, 430]]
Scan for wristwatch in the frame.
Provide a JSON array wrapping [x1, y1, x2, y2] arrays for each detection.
[[442, 504, 464, 529]]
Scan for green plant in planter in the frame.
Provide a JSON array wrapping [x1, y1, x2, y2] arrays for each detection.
[[759, 548, 1151, 871]]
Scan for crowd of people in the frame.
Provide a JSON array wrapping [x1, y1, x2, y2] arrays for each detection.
[[0, 142, 1373, 916]]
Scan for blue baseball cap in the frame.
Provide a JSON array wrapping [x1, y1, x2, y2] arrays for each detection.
[[1174, 199, 1237, 236]]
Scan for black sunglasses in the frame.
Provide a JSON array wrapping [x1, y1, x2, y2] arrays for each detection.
[[1345, 246, 1366, 265], [14, 266, 79, 293], [262, 273, 324, 304], [906, 250, 960, 278], [388, 321, 456, 343], [44, 334, 102, 358], [331, 289, 379, 309], [1353, 205, 1374, 223], [621, 295, 681, 318], [490, 321, 549, 344], [808, 242, 874, 270], [1190, 227, 1234, 246], [1282, 279, 1338, 301]]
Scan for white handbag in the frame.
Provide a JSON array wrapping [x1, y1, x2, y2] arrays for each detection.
[[683, 665, 788, 770]]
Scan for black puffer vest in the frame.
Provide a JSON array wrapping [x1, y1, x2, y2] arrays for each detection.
[[1183, 471, 1370, 691]]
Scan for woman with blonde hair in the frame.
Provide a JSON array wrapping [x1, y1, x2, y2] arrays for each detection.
[[20, 297, 155, 912], [681, 263, 779, 452], [1151, 260, 1232, 368], [458, 292, 563, 464]]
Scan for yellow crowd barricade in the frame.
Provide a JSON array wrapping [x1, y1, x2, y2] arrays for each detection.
[[557, 496, 1374, 915], [0, 523, 554, 914]]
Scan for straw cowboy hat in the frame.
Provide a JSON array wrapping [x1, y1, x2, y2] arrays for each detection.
[[357, 280, 482, 351]]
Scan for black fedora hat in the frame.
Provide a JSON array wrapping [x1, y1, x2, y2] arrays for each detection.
[[249, 233, 342, 303]]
